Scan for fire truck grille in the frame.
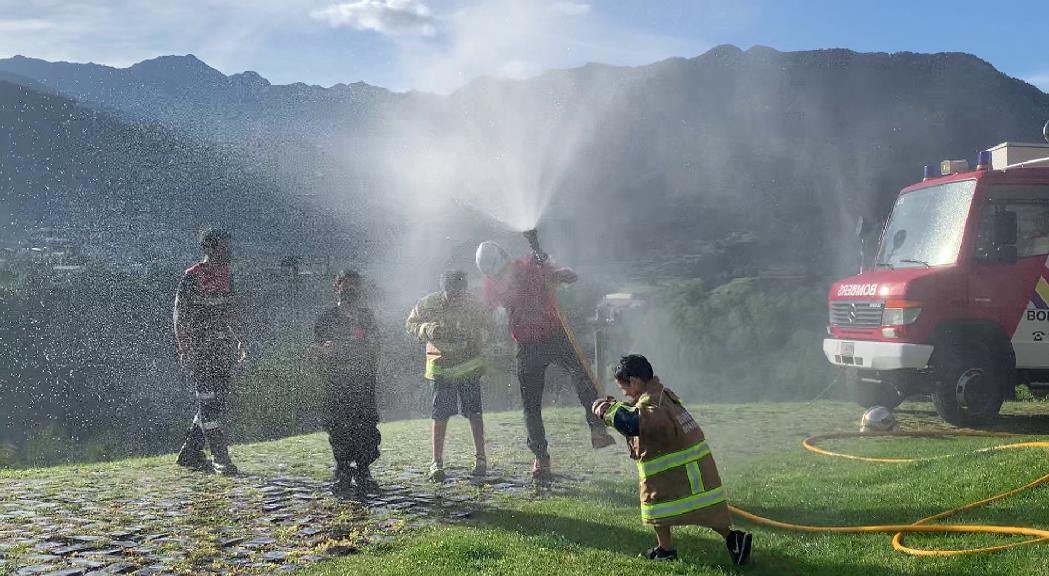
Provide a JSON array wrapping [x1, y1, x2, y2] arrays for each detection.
[[830, 300, 884, 328]]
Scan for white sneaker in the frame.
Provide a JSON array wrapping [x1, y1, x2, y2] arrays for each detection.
[[428, 460, 445, 482]]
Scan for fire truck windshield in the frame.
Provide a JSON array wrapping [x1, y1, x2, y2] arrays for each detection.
[[875, 180, 976, 268]]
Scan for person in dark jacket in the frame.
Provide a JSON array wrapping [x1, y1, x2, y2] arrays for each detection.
[[312, 270, 382, 496]]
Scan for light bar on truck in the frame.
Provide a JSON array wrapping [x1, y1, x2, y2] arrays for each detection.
[[941, 159, 969, 175], [923, 165, 938, 180]]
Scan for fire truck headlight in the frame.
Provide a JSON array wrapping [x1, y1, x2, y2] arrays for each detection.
[[882, 306, 922, 326]]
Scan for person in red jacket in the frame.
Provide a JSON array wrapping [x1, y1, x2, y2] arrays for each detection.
[[173, 228, 246, 476], [476, 240, 615, 480]]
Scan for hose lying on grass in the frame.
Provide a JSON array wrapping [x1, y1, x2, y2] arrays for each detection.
[[729, 431, 1049, 556]]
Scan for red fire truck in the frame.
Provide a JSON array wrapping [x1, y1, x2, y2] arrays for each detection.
[[824, 123, 1049, 426]]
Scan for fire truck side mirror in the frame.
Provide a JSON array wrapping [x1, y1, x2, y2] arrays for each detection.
[[891, 229, 907, 252], [1043, 120, 1049, 144]]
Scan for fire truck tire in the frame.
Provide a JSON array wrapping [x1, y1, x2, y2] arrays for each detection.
[[931, 339, 1006, 427], [847, 368, 905, 409]]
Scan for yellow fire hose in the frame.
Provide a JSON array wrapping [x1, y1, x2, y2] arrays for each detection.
[[554, 305, 604, 395], [728, 430, 1049, 556]]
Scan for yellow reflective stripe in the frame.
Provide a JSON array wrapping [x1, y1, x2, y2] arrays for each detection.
[[640, 487, 725, 521], [685, 461, 703, 494], [603, 401, 635, 427], [428, 356, 486, 380], [637, 440, 710, 479]]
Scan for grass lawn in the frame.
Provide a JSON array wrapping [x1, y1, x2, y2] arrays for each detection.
[[6, 399, 1049, 575]]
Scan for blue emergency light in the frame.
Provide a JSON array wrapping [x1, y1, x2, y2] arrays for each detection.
[[923, 165, 938, 180], [976, 150, 992, 170]]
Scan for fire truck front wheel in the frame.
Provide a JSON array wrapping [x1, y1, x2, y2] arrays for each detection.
[[931, 339, 1008, 427], [847, 368, 906, 409]]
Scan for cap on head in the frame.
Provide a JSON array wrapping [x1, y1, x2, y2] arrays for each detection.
[[335, 269, 362, 288], [475, 241, 510, 278], [614, 354, 654, 382], [441, 269, 467, 294], [199, 227, 230, 252]]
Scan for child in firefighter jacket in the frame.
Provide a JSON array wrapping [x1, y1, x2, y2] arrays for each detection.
[[592, 354, 752, 565]]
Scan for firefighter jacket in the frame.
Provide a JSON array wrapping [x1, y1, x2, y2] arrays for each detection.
[[314, 304, 381, 380], [406, 291, 489, 381], [173, 261, 240, 361], [603, 380, 732, 529]]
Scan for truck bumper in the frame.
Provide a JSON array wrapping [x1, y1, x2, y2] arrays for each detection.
[[823, 339, 934, 371]]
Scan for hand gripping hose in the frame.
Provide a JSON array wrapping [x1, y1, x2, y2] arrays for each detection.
[[728, 430, 1049, 556]]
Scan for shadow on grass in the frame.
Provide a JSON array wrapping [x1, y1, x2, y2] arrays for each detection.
[[475, 507, 993, 576], [538, 477, 638, 508], [987, 413, 1049, 435], [896, 403, 1049, 435]]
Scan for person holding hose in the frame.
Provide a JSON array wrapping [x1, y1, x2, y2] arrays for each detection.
[[476, 231, 615, 481], [592, 354, 752, 565], [406, 270, 491, 482]]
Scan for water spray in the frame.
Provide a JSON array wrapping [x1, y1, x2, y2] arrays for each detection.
[[522, 228, 604, 394]]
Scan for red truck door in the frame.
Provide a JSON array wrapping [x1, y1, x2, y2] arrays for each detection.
[[968, 184, 1049, 369]]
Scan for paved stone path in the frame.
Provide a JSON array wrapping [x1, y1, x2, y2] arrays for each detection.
[[0, 464, 538, 576]]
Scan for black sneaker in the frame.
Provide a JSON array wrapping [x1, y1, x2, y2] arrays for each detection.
[[354, 466, 381, 494], [331, 473, 355, 497], [176, 449, 212, 472], [726, 530, 752, 566], [639, 546, 678, 561], [212, 460, 239, 477]]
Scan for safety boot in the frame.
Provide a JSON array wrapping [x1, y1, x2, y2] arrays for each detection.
[[331, 468, 355, 496], [205, 429, 238, 477], [212, 458, 239, 477], [354, 465, 380, 494], [175, 444, 211, 472]]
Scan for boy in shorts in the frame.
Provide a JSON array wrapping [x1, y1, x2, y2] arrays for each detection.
[[407, 270, 490, 481]]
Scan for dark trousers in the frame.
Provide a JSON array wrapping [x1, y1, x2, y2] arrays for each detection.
[[516, 331, 601, 458], [325, 373, 381, 471], [181, 348, 234, 463]]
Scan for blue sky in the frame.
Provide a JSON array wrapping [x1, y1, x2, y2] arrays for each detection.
[[0, 0, 1045, 94]]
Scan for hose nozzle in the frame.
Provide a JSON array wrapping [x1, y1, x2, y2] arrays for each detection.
[[522, 228, 548, 265]]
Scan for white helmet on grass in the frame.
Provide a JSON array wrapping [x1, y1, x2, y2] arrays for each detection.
[[860, 406, 899, 433], [476, 241, 510, 278]]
